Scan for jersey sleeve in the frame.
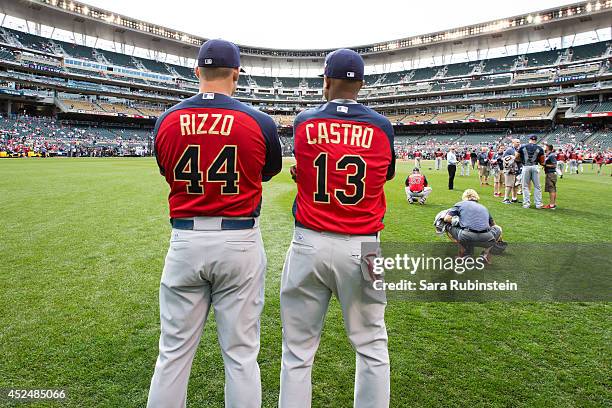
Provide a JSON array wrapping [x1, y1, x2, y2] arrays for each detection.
[[380, 118, 396, 180], [259, 115, 282, 182], [153, 112, 168, 176]]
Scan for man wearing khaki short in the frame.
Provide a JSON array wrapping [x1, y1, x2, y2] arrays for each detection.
[[542, 144, 558, 210], [477, 146, 490, 185]]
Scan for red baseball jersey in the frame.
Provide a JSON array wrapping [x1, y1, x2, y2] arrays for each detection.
[[154, 93, 282, 219], [407, 174, 426, 192], [293, 101, 395, 235]]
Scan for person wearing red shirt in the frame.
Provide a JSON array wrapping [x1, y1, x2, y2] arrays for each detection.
[[595, 152, 605, 175], [569, 150, 578, 174], [280, 49, 394, 408], [556, 149, 566, 177], [414, 149, 422, 168], [149, 39, 282, 408], [405, 167, 432, 204], [434, 148, 444, 170]]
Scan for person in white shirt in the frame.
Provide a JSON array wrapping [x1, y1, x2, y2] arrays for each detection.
[[447, 147, 457, 190]]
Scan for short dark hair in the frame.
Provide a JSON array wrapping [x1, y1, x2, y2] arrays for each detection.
[[199, 67, 235, 81], [546, 144, 554, 151]]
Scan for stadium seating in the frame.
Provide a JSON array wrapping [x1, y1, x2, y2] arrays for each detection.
[[469, 76, 511, 88], [138, 57, 171, 75], [507, 105, 552, 119], [0, 47, 16, 61], [593, 101, 612, 112], [271, 115, 295, 126], [96, 101, 142, 115], [403, 112, 436, 122], [445, 62, 478, 77], [95, 49, 137, 69], [384, 71, 409, 84], [431, 81, 469, 92], [305, 77, 324, 88], [574, 102, 598, 113], [136, 106, 165, 116], [411, 67, 438, 81], [433, 111, 470, 121], [55, 39, 96, 61], [364, 74, 381, 86], [467, 108, 509, 121], [60, 98, 101, 113], [251, 75, 274, 88], [280, 77, 301, 88], [570, 42, 609, 61], [588, 129, 612, 148], [6, 28, 50, 52], [546, 127, 592, 145], [65, 67, 106, 78], [523, 50, 560, 67], [514, 71, 553, 83], [482, 56, 517, 73], [171, 64, 196, 80]]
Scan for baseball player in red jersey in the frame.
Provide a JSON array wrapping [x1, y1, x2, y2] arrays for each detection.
[[279, 49, 395, 408], [414, 149, 422, 168], [147, 39, 282, 408]]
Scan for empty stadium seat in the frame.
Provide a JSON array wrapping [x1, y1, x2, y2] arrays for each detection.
[[137, 57, 171, 75], [411, 67, 438, 81], [445, 62, 478, 77], [482, 56, 517, 73], [523, 50, 559, 67], [570, 41, 608, 61]]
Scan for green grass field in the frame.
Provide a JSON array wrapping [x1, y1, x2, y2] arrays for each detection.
[[0, 157, 610, 407]]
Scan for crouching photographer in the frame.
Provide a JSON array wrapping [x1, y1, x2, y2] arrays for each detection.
[[443, 189, 504, 262]]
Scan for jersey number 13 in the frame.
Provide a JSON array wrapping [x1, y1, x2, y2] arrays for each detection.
[[313, 153, 366, 205]]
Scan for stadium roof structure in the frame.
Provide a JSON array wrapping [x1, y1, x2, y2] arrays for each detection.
[[2, 0, 612, 69]]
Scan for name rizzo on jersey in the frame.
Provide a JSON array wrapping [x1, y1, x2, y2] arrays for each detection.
[[154, 93, 281, 219]]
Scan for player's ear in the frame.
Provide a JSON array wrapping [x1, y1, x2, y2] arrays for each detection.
[[194, 66, 200, 80], [232, 68, 239, 83]]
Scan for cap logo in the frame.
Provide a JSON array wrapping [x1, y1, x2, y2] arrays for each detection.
[[204, 58, 213, 65], [347, 72, 355, 78], [337, 106, 349, 113]]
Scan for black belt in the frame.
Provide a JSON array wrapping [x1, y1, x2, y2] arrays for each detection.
[[466, 228, 490, 234], [171, 218, 255, 230], [295, 220, 378, 237]]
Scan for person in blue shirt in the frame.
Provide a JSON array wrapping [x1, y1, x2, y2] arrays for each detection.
[[516, 135, 545, 209], [443, 189, 503, 261]]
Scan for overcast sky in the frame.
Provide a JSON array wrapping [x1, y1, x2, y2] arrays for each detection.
[[81, 0, 576, 49]]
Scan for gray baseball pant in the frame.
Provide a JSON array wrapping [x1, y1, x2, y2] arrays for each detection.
[[521, 165, 542, 208], [147, 218, 266, 408], [279, 226, 389, 408]]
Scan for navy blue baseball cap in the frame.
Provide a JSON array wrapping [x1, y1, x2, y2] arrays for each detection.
[[320, 49, 364, 81], [197, 39, 245, 72]]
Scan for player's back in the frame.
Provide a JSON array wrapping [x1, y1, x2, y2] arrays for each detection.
[[293, 101, 395, 235], [154, 92, 280, 219]]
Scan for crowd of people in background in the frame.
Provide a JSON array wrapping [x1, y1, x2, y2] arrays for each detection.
[[0, 114, 152, 157], [406, 134, 612, 211]]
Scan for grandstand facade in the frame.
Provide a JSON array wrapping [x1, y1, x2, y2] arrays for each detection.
[[1, 0, 612, 155]]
